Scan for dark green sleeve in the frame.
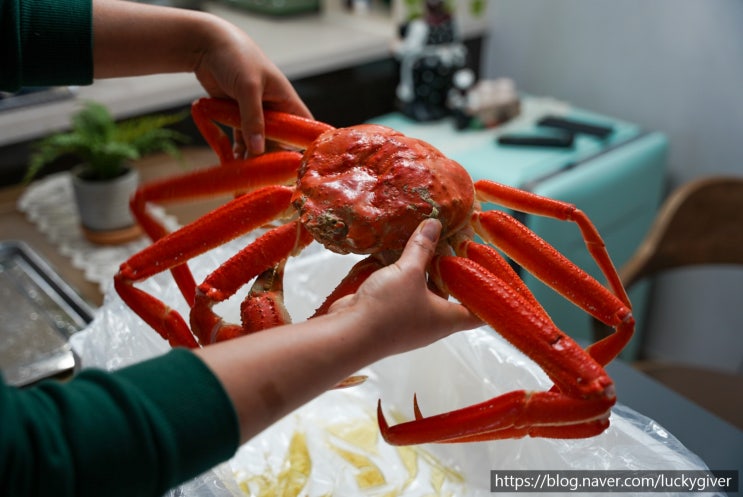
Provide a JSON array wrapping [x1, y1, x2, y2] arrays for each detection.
[[0, 0, 93, 92], [0, 348, 240, 497]]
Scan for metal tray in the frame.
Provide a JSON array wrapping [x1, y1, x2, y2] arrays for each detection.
[[0, 241, 95, 386]]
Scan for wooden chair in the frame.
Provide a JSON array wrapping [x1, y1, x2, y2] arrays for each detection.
[[593, 176, 743, 430]]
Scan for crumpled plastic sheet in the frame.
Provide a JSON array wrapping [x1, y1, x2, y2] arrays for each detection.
[[71, 239, 718, 497]]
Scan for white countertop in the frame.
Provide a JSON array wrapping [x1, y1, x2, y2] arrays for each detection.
[[0, 0, 487, 147]]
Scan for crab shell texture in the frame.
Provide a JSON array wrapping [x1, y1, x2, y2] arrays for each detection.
[[292, 124, 475, 255]]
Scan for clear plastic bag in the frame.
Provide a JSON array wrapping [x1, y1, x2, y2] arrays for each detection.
[[71, 241, 717, 497]]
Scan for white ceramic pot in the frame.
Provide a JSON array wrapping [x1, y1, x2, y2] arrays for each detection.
[[71, 166, 139, 232]]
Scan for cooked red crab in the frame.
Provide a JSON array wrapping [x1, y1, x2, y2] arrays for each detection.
[[115, 97, 634, 445]]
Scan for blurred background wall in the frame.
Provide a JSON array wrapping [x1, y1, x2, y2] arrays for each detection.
[[481, 0, 743, 374]]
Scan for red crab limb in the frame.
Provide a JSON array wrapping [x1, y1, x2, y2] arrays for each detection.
[[474, 180, 631, 308], [453, 238, 550, 320], [240, 262, 291, 336], [196, 221, 311, 302], [117, 101, 634, 444], [473, 180, 635, 366], [121, 186, 293, 282], [379, 391, 612, 444], [190, 221, 313, 344], [192, 260, 292, 345], [473, 209, 634, 365], [438, 256, 613, 400], [378, 255, 615, 444], [191, 97, 238, 162], [311, 256, 384, 317], [116, 186, 294, 346], [192, 98, 334, 158], [114, 279, 198, 348], [128, 153, 302, 304], [264, 110, 335, 149], [131, 152, 301, 210]]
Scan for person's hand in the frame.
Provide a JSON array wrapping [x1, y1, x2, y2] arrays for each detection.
[[92, 1, 310, 158], [196, 218, 480, 442], [328, 219, 482, 356], [192, 16, 311, 157]]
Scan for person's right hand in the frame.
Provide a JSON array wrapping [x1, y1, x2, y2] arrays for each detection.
[[192, 15, 311, 157], [328, 218, 482, 357]]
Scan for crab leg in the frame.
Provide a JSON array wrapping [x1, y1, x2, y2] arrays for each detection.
[[191, 98, 334, 160], [306, 256, 381, 389], [191, 97, 240, 162], [131, 152, 301, 209], [379, 393, 612, 444], [378, 256, 616, 444], [123, 186, 293, 280], [240, 262, 290, 336], [115, 186, 294, 347], [452, 238, 551, 321], [475, 180, 630, 307], [473, 180, 634, 366], [130, 152, 302, 305], [193, 224, 367, 388], [190, 221, 313, 344], [310, 256, 384, 317]]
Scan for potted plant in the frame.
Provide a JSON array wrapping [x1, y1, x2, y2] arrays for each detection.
[[26, 101, 188, 243]]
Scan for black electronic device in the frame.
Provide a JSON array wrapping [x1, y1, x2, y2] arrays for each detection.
[[537, 115, 615, 140], [497, 132, 575, 148]]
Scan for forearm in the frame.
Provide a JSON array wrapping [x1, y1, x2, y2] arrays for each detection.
[[195, 306, 384, 444], [92, 0, 224, 78]]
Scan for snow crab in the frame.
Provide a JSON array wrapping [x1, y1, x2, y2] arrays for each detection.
[[115, 97, 634, 444]]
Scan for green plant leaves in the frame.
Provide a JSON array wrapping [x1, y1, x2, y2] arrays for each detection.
[[26, 101, 189, 183]]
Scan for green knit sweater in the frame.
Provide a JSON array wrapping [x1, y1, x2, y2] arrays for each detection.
[[1, 348, 240, 497], [1, 0, 93, 91]]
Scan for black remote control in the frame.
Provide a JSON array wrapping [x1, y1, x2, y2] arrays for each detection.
[[537, 115, 614, 139], [497, 133, 575, 148]]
